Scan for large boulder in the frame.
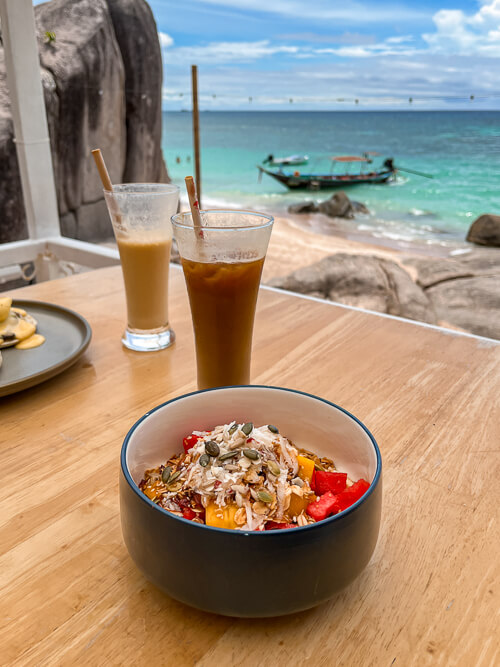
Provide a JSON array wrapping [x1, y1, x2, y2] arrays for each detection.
[[404, 248, 500, 339], [318, 192, 354, 219], [106, 0, 167, 184], [267, 253, 437, 324], [288, 201, 319, 214], [0, 55, 27, 242], [0, 0, 168, 244], [426, 277, 500, 339], [288, 193, 369, 218], [466, 214, 500, 247]]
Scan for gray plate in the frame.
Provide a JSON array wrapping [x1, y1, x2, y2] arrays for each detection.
[[0, 300, 92, 398]]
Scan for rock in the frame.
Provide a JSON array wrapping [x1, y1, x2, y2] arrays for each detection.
[[287, 193, 369, 218], [0, 60, 27, 242], [466, 214, 500, 247], [404, 249, 500, 289], [267, 253, 437, 324], [427, 276, 500, 339], [403, 257, 474, 288], [0, 0, 168, 244], [318, 191, 354, 219], [455, 247, 500, 273], [288, 201, 319, 214], [351, 200, 370, 215], [106, 0, 168, 184]]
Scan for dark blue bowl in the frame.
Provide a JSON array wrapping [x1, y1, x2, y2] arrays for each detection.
[[120, 386, 382, 617]]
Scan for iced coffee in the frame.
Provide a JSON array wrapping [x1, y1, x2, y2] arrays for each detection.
[[172, 210, 273, 389]]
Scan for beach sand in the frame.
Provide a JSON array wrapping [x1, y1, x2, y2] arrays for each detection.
[[262, 212, 449, 283]]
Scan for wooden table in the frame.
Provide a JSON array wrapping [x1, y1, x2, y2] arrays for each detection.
[[2, 266, 499, 666]]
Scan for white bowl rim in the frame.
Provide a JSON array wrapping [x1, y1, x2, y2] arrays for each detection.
[[121, 385, 382, 536]]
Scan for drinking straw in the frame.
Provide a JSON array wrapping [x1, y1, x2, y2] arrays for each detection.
[[91, 148, 113, 191], [184, 175, 204, 238], [91, 148, 122, 223]]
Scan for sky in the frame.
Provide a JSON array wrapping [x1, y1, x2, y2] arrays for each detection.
[[32, 0, 500, 110], [148, 0, 500, 110]]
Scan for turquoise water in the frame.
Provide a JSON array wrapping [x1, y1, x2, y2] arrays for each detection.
[[162, 111, 500, 247]]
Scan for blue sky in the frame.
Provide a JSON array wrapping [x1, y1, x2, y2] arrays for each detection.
[[149, 0, 500, 109], [33, 1, 500, 109]]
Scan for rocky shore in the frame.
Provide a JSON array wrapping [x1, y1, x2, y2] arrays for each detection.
[[262, 198, 500, 341]]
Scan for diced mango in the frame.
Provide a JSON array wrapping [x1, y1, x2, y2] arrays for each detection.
[[142, 481, 163, 500], [297, 455, 315, 482], [205, 501, 238, 530], [288, 492, 312, 518]]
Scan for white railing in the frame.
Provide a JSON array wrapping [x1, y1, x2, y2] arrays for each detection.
[[0, 0, 119, 285]]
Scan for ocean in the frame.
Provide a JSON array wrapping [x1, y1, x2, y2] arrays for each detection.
[[162, 111, 500, 250]]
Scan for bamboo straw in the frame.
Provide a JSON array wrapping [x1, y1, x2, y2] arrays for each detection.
[[91, 148, 122, 224], [91, 148, 113, 191], [184, 175, 204, 238]]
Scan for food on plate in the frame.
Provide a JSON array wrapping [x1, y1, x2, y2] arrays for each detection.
[[0, 298, 45, 350], [139, 422, 370, 531]]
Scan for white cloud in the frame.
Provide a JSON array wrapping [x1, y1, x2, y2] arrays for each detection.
[[161, 50, 498, 110], [424, 0, 500, 56], [315, 35, 417, 58], [161, 40, 298, 65], [159, 32, 174, 49]]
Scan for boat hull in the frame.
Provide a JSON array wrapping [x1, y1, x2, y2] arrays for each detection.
[[258, 166, 394, 190]]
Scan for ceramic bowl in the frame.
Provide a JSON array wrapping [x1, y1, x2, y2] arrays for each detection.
[[120, 385, 382, 617]]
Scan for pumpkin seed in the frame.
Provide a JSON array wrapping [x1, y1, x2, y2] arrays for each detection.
[[257, 489, 273, 503], [243, 448, 259, 460], [314, 462, 326, 471], [199, 454, 210, 467], [205, 440, 220, 457], [161, 466, 172, 484], [167, 470, 182, 486], [267, 424, 279, 434], [228, 423, 238, 435], [241, 422, 253, 436], [219, 451, 239, 461], [267, 461, 281, 477]]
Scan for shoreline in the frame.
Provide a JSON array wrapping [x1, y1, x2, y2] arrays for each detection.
[[179, 194, 474, 282]]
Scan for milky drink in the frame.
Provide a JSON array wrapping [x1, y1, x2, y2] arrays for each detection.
[[116, 231, 172, 331]]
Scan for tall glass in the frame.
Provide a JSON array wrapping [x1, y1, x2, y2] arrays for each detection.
[[104, 183, 179, 351], [172, 210, 273, 389]]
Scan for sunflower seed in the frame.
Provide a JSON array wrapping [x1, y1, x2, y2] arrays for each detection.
[[205, 440, 220, 457], [292, 477, 304, 487], [161, 466, 172, 484], [241, 422, 253, 436], [314, 462, 326, 471]]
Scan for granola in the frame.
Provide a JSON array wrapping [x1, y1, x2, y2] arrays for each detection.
[[139, 422, 369, 530]]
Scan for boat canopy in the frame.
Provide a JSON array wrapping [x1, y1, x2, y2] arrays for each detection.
[[330, 155, 369, 162]]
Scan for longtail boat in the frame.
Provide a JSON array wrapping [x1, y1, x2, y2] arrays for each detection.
[[257, 155, 395, 191], [262, 154, 309, 167]]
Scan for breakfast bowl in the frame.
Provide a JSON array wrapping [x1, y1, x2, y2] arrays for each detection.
[[120, 385, 382, 617]]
